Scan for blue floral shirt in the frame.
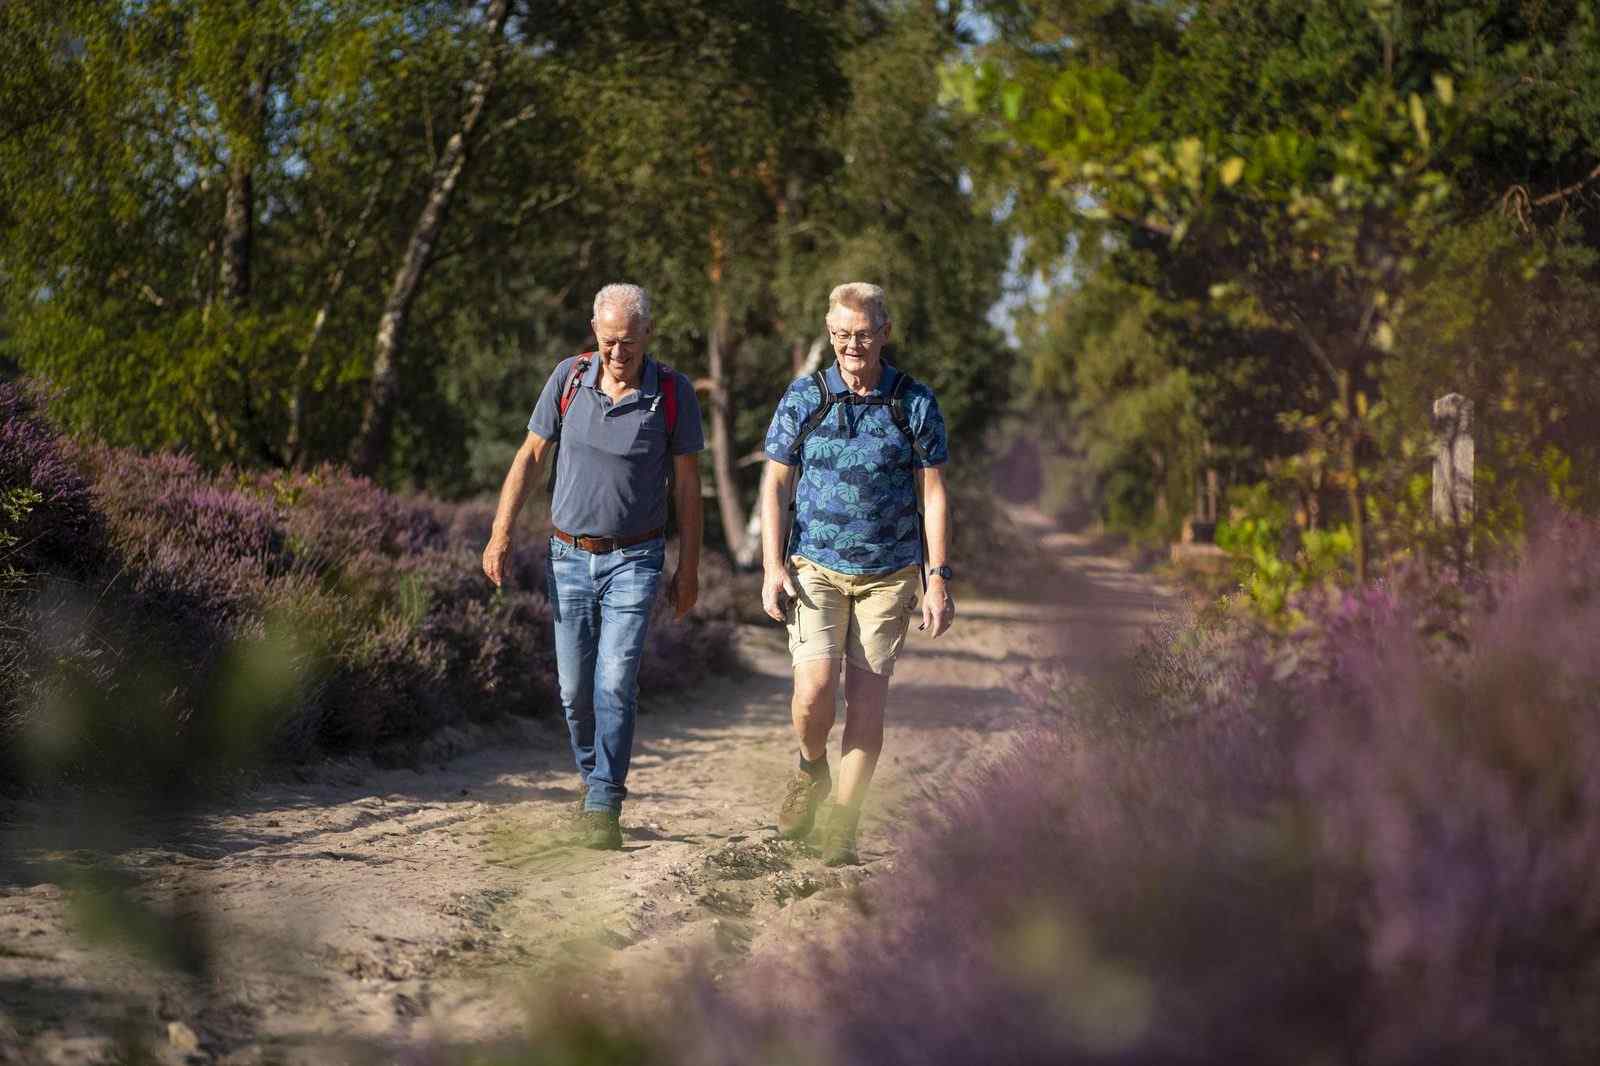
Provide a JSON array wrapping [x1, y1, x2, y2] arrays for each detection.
[[764, 363, 948, 575]]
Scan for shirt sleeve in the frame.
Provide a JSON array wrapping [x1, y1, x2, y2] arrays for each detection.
[[527, 356, 578, 439], [910, 387, 949, 468], [669, 372, 706, 455], [763, 378, 818, 466]]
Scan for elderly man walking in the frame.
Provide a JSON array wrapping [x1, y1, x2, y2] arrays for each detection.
[[482, 283, 704, 850], [760, 282, 954, 865]]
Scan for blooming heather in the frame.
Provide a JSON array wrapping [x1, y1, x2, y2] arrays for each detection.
[[0, 382, 105, 576], [590, 518, 1600, 1066], [2, 398, 736, 785]]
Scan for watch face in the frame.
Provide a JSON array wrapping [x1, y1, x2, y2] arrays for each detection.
[[930, 565, 953, 579]]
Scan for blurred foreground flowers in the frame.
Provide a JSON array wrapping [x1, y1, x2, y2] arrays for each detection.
[[506, 518, 1600, 1066]]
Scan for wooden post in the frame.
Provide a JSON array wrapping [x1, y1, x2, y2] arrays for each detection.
[[1433, 394, 1473, 564]]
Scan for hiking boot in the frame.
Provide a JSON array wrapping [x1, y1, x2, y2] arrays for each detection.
[[821, 806, 861, 867], [580, 809, 623, 851], [569, 784, 589, 828], [777, 766, 831, 841]]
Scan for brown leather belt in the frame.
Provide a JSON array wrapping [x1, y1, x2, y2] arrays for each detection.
[[552, 526, 664, 554]]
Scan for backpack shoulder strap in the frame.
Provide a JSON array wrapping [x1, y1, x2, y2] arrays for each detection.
[[655, 361, 679, 436], [784, 369, 836, 464], [886, 370, 931, 465], [556, 354, 593, 430], [547, 354, 591, 495]]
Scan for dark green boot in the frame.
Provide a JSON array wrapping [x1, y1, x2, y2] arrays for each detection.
[[777, 766, 831, 840], [580, 808, 623, 851], [821, 805, 861, 866]]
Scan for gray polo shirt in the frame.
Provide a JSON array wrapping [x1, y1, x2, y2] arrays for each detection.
[[529, 355, 705, 537]]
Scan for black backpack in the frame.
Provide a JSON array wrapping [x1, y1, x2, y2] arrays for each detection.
[[777, 367, 931, 580]]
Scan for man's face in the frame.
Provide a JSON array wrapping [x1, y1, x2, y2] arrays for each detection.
[[592, 307, 652, 382], [826, 305, 889, 376]]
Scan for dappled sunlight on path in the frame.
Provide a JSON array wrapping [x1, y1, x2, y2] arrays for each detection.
[[0, 508, 1172, 1063]]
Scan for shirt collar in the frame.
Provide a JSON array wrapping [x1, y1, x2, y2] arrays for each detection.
[[583, 354, 658, 395], [824, 361, 896, 396]]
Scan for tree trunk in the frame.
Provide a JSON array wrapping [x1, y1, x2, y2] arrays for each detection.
[[288, 170, 388, 467], [350, 0, 511, 476], [1340, 368, 1368, 584], [1150, 447, 1168, 526], [219, 71, 270, 306], [219, 158, 253, 304], [706, 239, 750, 561]]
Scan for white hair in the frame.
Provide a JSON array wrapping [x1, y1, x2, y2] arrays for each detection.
[[827, 282, 889, 328], [592, 283, 652, 325]]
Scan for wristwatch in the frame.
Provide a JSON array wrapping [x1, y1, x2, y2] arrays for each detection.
[[927, 565, 954, 581]]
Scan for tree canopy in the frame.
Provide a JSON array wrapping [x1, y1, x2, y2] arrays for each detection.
[[958, 0, 1600, 577], [1, 0, 1009, 564]]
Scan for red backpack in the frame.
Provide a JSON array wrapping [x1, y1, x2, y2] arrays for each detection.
[[555, 353, 679, 433], [547, 354, 681, 495]]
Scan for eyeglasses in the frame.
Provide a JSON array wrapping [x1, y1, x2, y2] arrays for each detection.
[[828, 327, 881, 346]]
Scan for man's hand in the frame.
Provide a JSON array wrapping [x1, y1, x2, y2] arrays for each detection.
[[668, 566, 699, 620], [920, 577, 954, 638], [762, 563, 799, 623], [482, 533, 512, 588]]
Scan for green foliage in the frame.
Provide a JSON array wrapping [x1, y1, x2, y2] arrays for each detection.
[[1216, 482, 1354, 620], [0, 485, 42, 594], [1, 1, 1008, 512], [960, 0, 1600, 569]]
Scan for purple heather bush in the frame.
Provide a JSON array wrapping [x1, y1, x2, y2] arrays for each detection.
[[3, 397, 737, 786], [0, 382, 106, 576], [538, 517, 1600, 1066]]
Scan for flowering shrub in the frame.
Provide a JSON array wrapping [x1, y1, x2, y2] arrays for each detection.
[[0, 382, 106, 576], [525, 516, 1600, 1066], [2, 396, 738, 785]]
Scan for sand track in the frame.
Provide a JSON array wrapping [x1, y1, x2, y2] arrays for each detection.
[[0, 517, 1171, 1065]]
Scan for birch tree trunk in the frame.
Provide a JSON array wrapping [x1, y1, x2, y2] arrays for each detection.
[[287, 171, 387, 467], [219, 158, 253, 304], [706, 240, 750, 561], [1339, 367, 1368, 585], [219, 72, 270, 306], [350, 0, 512, 476]]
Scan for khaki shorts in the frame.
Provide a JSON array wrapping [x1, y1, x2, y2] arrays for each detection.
[[786, 556, 920, 676]]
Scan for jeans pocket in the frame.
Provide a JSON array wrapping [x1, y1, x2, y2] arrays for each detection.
[[549, 535, 571, 561], [619, 538, 665, 570]]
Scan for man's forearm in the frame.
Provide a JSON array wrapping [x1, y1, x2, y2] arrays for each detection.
[[922, 477, 950, 568], [675, 468, 703, 572], [491, 448, 539, 539], [760, 463, 792, 571]]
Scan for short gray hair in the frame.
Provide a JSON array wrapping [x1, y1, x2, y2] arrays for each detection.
[[593, 283, 652, 325], [827, 282, 889, 328]]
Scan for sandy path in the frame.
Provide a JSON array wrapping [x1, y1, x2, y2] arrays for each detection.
[[0, 517, 1171, 1064]]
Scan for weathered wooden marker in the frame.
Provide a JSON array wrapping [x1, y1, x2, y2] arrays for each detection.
[[1433, 393, 1474, 558]]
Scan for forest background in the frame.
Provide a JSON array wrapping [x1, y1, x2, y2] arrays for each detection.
[[6, 0, 1599, 582], [8, 3, 1600, 1062], [4, 0, 1600, 759]]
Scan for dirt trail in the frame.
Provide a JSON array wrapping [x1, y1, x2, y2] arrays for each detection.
[[0, 513, 1172, 1065]]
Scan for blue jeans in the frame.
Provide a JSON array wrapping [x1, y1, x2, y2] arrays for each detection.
[[547, 534, 665, 814]]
